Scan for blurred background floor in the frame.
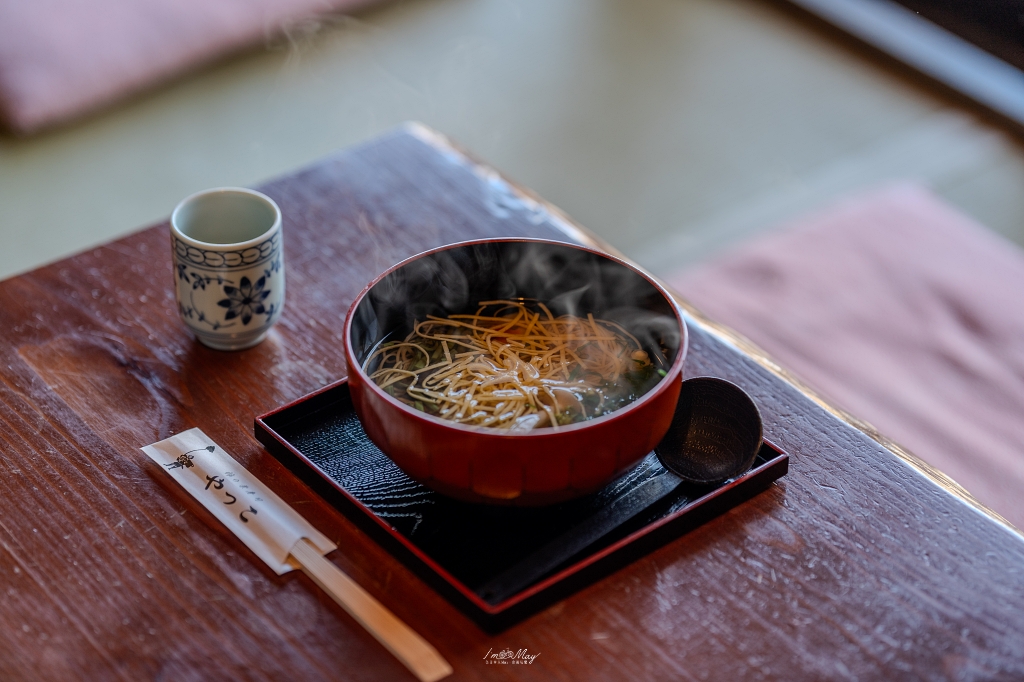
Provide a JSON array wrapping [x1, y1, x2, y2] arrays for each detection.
[[1, 0, 1023, 282]]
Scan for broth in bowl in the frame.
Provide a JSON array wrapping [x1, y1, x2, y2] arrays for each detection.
[[363, 299, 670, 431]]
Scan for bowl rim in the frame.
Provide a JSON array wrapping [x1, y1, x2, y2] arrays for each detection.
[[343, 237, 689, 439]]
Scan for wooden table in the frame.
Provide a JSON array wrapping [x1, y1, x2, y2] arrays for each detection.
[[2, 124, 1022, 680]]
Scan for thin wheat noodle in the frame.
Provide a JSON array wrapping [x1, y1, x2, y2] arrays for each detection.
[[363, 299, 659, 430]]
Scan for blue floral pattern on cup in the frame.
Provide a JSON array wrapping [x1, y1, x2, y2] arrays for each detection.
[[174, 230, 283, 334], [218, 276, 270, 325]]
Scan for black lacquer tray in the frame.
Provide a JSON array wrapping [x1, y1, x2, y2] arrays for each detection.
[[255, 379, 788, 631]]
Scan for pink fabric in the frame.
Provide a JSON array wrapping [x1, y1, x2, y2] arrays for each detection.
[[668, 183, 1024, 529], [0, 0, 377, 134]]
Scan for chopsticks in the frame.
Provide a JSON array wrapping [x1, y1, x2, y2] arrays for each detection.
[[288, 538, 453, 682], [142, 429, 452, 682]]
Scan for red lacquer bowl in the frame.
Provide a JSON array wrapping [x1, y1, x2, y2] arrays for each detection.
[[344, 239, 688, 506]]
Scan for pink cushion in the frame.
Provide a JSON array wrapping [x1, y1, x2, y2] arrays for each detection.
[[667, 183, 1024, 530], [0, 0, 378, 134]]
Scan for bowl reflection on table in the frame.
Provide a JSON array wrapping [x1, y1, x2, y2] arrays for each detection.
[[344, 239, 688, 506]]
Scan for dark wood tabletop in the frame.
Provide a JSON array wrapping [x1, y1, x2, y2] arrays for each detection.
[[2, 124, 1022, 681]]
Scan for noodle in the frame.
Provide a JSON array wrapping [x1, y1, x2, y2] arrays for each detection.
[[362, 300, 666, 431]]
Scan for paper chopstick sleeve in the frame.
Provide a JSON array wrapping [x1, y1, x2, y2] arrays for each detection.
[[142, 427, 337, 574]]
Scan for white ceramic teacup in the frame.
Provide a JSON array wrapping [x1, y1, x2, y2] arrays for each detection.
[[170, 187, 285, 350]]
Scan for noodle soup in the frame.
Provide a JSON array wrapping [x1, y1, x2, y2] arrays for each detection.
[[345, 239, 687, 505], [363, 300, 668, 430]]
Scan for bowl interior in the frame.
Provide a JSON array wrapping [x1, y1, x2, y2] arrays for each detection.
[[349, 240, 684, 413]]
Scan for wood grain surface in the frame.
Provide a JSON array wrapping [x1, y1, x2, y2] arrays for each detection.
[[0, 124, 1022, 680]]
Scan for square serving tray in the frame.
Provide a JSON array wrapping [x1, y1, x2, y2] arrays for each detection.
[[254, 379, 788, 631]]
